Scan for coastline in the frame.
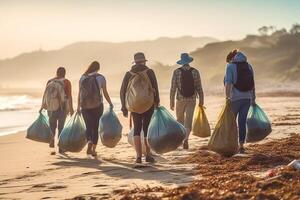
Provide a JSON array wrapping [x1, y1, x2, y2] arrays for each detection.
[[1, 95, 300, 199]]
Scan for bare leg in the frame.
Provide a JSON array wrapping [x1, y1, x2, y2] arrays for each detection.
[[134, 136, 142, 158], [144, 138, 150, 156], [92, 144, 97, 157]]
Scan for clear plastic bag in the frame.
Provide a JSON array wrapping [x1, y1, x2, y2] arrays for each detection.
[[147, 106, 186, 154], [26, 113, 52, 143], [127, 129, 147, 155], [99, 108, 122, 148], [246, 104, 272, 143], [192, 106, 211, 137], [208, 101, 239, 157], [58, 112, 86, 152]]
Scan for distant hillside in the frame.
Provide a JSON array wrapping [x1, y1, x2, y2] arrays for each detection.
[[0, 36, 217, 89], [151, 31, 300, 91], [190, 32, 300, 85]]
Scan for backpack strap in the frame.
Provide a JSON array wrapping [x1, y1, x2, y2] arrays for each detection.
[[53, 79, 66, 111], [90, 74, 102, 101], [139, 69, 155, 92]]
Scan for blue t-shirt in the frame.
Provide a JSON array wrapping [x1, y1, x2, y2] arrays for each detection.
[[224, 63, 255, 102]]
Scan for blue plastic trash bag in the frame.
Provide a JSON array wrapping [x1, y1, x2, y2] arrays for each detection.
[[26, 113, 52, 143], [246, 103, 272, 143], [147, 106, 186, 154], [58, 112, 86, 152], [99, 108, 122, 148]]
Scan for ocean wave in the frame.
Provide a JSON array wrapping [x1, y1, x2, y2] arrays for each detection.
[[0, 95, 40, 112]]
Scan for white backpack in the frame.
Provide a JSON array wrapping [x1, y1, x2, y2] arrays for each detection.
[[42, 79, 66, 111], [125, 69, 155, 114]]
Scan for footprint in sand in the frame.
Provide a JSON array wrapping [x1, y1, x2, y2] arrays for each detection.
[[48, 185, 67, 190], [42, 185, 67, 192], [93, 184, 107, 188]]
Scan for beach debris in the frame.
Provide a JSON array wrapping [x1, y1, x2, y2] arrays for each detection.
[[288, 159, 300, 170]]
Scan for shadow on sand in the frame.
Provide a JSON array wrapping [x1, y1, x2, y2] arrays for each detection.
[[50, 155, 194, 185]]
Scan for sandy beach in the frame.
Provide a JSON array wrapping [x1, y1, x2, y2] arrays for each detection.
[[0, 94, 300, 199]]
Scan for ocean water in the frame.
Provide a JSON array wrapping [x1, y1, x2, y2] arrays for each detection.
[[0, 95, 122, 137]]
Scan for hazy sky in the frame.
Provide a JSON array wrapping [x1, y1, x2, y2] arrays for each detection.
[[1, 0, 300, 59]]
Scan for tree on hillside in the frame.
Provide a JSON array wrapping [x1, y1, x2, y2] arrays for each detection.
[[258, 26, 276, 36], [258, 26, 269, 35], [290, 23, 300, 34], [272, 28, 288, 37]]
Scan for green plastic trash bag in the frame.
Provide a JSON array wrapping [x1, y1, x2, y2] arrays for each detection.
[[58, 112, 86, 152], [246, 103, 272, 143], [208, 101, 239, 157], [26, 113, 52, 143], [192, 106, 211, 138], [147, 106, 186, 154], [127, 129, 147, 155], [99, 108, 122, 148]]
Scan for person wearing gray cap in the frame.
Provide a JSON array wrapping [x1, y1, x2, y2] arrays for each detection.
[[120, 52, 160, 164]]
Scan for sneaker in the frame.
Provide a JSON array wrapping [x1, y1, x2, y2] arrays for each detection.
[[145, 155, 155, 163], [59, 148, 66, 155], [238, 147, 246, 154], [135, 157, 142, 164], [87, 143, 92, 155], [91, 151, 98, 157], [183, 140, 189, 150]]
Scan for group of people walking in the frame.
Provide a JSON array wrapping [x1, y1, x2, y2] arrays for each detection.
[[40, 49, 256, 163]]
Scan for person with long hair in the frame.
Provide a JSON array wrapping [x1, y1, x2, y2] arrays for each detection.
[[224, 50, 256, 154], [77, 61, 113, 157]]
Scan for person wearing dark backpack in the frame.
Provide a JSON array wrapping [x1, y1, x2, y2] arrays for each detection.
[[120, 52, 160, 164], [224, 50, 256, 154], [170, 53, 204, 149], [77, 61, 113, 157], [39, 67, 74, 155]]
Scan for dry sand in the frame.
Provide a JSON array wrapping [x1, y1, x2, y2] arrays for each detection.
[[0, 95, 300, 199]]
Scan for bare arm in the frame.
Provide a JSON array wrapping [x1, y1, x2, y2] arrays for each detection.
[[68, 82, 74, 115], [39, 81, 49, 113], [225, 83, 233, 99], [77, 82, 81, 112], [195, 70, 204, 106], [102, 82, 113, 106]]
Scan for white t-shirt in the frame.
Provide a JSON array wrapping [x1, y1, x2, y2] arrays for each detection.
[[79, 72, 106, 101]]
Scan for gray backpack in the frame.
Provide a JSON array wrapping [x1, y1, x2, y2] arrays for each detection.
[[80, 75, 102, 109]]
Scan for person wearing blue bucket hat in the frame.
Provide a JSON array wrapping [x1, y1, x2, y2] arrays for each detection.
[[176, 53, 194, 65], [170, 53, 204, 149]]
